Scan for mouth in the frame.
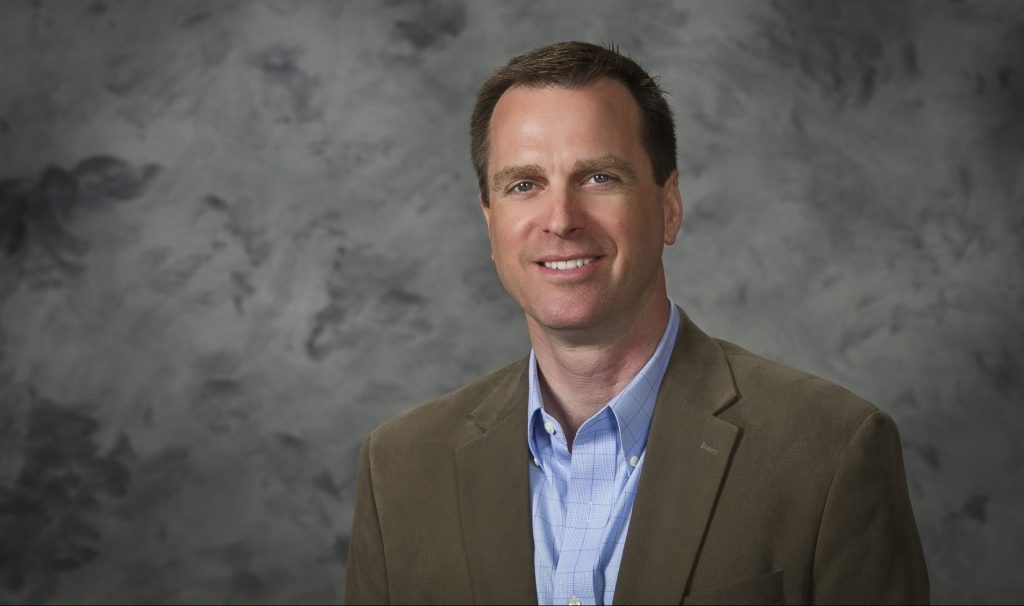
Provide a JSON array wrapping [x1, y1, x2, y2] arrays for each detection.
[[539, 257, 598, 270], [534, 255, 603, 278]]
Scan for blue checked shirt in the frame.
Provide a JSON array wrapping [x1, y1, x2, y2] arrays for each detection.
[[527, 304, 680, 606]]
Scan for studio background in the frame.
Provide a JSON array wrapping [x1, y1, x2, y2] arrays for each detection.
[[1, 1, 1021, 604]]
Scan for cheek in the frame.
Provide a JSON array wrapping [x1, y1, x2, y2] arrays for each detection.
[[492, 213, 532, 250], [591, 207, 643, 242], [602, 205, 664, 258]]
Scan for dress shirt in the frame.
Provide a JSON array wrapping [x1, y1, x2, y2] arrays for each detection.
[[527, 304, 680, 606]]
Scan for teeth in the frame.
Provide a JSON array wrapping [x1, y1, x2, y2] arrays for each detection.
[[543, 257, 595, 270]]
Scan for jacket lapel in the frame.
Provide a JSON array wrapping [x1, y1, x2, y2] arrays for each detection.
[[614, 309, 742, 605], [455, 359, 538, 605]]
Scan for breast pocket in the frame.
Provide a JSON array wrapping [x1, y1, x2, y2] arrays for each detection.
[[681, 570, 783, 605]]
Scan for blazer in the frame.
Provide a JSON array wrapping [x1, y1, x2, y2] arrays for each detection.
[[346, 309, 929, 604]]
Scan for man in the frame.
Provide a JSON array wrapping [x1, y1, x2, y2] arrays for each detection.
[[346, 42, 928, 605]]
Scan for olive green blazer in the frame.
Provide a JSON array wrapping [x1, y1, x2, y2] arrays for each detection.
[[346, 309, 929, 604]]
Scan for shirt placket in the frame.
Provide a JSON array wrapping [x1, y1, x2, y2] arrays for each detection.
[[551, 414, 618, 606]]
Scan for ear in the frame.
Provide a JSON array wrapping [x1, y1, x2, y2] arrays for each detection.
[[662, 170, 683, 246], [479, 193, 495, 260], [479, 193, 492, 230]]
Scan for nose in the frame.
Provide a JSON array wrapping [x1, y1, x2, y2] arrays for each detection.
[[542, 187, 584, 238]]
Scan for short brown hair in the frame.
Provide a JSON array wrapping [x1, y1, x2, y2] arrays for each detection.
[[470, 41, 676, 205]]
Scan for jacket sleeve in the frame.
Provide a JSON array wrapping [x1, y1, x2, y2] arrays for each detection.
[[346, 435, 390, 605], [811, 410, 930, 604]]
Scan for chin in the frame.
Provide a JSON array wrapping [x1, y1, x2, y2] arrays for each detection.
[[527, 302, 605, 332]]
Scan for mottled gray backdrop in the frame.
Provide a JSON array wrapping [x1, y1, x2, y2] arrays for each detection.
[[1, 1, 1021, 604]]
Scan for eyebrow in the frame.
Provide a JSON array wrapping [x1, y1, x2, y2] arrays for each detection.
[[491, 163, 544, 193], [490, 154, 639, 193], [572, 154, 639, 184]]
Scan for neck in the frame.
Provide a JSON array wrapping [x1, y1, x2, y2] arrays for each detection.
[[528, 283, 671, 448]]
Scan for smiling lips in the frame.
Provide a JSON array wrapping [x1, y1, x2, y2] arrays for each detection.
[[537, 256, 600, 271]]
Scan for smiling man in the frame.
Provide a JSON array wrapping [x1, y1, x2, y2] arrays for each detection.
[[346, 42, 929, 605]]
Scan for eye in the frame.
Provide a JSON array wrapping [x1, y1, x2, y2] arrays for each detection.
[[588, 173, 613, 185], [511, 181, 535, 194]]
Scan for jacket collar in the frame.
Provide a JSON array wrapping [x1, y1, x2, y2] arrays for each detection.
[[613, 307, 741, 604], [456, 357, 538, 604]]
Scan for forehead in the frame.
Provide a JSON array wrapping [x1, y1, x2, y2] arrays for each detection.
[[487, 79, 645, 172]]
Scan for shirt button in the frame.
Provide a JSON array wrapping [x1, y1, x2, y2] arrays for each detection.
[[532, 457, 541, 467], [568, 597, 581, 606], [629, 455, 640, 467], [544, 422, 556, 435]]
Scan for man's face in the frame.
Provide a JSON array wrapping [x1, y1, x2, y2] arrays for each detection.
[[481, 79, 682, 335]]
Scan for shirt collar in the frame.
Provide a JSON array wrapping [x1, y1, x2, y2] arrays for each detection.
[[527, 303, 681, 470]]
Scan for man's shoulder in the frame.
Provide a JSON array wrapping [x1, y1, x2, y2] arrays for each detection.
[[714, 338, 882, 437], [709, 337, 908, 506], [367, 357, 528, 454]]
